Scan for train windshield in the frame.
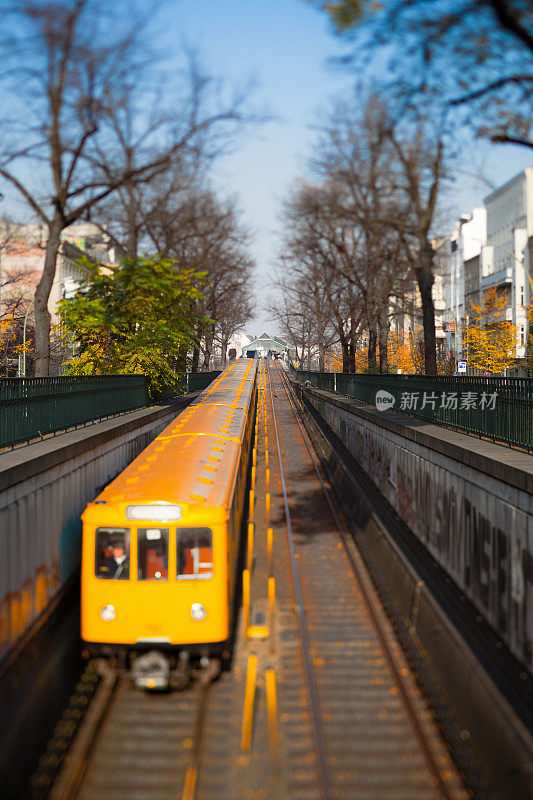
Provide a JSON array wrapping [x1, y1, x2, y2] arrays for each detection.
[[95, 528, 130, 579], [138, 528, 169, 580], [177, 528, 213, 579]]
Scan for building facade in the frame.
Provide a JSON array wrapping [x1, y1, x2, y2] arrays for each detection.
[[438, 168, 533, 373], [482, 168, 533, 360]]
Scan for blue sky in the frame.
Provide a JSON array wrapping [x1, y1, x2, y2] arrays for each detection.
[[2, 0, 530, 336], [158, 0, 532, 335]]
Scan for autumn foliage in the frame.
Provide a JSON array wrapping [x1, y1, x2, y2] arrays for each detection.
[[462, 288, 517, 373]]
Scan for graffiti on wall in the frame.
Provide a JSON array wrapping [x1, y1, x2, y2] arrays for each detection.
[[310, 395, 532, 671]]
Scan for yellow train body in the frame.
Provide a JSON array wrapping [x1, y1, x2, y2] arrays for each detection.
[[80, 358, 257, 657]]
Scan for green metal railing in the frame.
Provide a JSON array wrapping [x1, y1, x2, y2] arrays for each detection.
[[291, 367, 533, 452], [0, 375, 147, 449], [184, 371, 221, 394]]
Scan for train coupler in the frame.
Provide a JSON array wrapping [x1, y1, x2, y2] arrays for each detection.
[[131, 650, 170, 691]]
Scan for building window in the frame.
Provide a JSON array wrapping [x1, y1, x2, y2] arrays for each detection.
[[520, 286, 524, 307], [520, 327, 525, 347]]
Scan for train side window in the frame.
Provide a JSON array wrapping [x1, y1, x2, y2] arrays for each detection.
[[95, 528, 130, 579], [138, 528, 169, 580], [177, 528, 213, 579]]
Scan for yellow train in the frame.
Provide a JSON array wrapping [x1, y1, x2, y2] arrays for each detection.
[[80, 359, 257, 682]]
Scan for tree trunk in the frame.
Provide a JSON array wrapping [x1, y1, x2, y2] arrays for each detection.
[[417, 242, 438, 375], [347, 344, 354, 373], [378, 312, 389, 374], [367, 329, 378, 373], [203, 332, 214, 370], [349, 312, 357, 373], [125, 147, 138, 258], [191, 345, 200, 373], [341, 338, 349, 372], [34, 217, 62, 377], [221, 336, 229, 367]]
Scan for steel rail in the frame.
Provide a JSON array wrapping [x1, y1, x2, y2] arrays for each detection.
[[180, 660, 220, 800], [266, 360, 335, 800], [277, 363, 457, 800]]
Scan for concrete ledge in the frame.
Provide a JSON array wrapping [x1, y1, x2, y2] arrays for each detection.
[[308, 387, 533, 496], [0, 398, 192, 493]]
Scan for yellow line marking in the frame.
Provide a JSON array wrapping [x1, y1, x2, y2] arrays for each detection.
[[265, 467, 270, 487], [265, 492, 270, 522], [252, 448, 257, 467], [251, 465, 256, 491], [268, 576, 276, 634], [267, 527, 273, 573], [242, 569, 250, 631], [249, 489, 254, 522], [265, 450, 268, 467], [241, 654, 258, 751], [265, 669, 279, 767], [247, 522, 254, 572], [181, 766, 197, 800], [246, 624, 270, 639]]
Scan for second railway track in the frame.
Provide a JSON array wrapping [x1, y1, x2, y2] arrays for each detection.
[[268, 360, 472, 800]]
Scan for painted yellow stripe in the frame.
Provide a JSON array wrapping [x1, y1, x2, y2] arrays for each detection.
[[241, 654, 258, 751], [268, 576, 276, 635], [247, 522, 254, 572], [265, 669, 279, 767], [246, 624, 269, 639], [249, 489, 254, 522], [267, 527, 273, 573], [242, 569, 250, 631], [181, 766, 197, 800]]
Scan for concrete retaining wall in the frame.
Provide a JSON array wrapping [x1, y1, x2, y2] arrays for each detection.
[[305, 388, 533, 673], [0, 400, 191, 663]]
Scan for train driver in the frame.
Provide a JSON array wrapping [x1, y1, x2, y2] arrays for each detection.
[[96, 531, 130, 579]]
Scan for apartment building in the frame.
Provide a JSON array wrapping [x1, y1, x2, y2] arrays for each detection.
[[0, 219, 115, 323], [482, 168, 533, 359], [436, 168, 533, 371]]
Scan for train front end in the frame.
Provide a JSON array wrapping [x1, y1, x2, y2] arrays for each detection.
[[81, 499, 230, 660]]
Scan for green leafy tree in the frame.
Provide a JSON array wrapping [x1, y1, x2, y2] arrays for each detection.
[[58, 256, 208, 398]]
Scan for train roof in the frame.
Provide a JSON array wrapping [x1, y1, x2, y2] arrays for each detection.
[[83, 359, 257, 522]]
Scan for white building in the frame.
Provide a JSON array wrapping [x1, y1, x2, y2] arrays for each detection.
[[441, 207, 486, 357], [482, 168, 533, 359]]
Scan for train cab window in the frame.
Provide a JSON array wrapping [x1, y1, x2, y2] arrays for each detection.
[[138, 528, 169, 580], [177, 528, 213, 579], [95, 528, 130, 579]]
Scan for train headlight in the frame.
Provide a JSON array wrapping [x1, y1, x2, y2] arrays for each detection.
[[100, 604, 115, 621], [191, 603, 206, 621]]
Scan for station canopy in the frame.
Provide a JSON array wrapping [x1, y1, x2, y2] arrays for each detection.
[[241, 333, 290, 356]]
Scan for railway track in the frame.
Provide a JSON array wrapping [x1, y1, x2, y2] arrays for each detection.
[[46, 661, 221, 800], [36, 358, 477, 800], [267, 360, 471, 800]]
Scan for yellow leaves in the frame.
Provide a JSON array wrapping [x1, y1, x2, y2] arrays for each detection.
[[462, 288, 517, 373], [388, 329, 417, 374]]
